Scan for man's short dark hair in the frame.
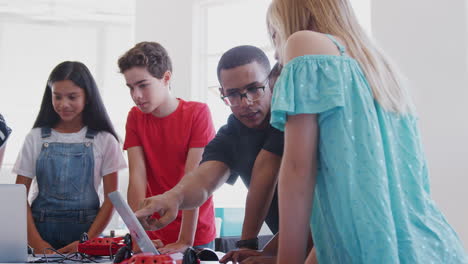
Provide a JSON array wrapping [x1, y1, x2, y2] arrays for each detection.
[[217, 45, 271, 83]]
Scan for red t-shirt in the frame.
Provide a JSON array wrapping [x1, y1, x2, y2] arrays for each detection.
[[123, 99, 216, 246]]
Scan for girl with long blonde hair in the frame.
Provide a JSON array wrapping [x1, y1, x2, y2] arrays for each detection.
[[267, 0, 468, 263]]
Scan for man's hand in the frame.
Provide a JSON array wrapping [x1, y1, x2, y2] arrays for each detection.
[[220, 248, 263, 263], [135, 193, 179, 231], [57, 240, 79, 253]]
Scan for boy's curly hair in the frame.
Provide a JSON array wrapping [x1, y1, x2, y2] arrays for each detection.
[[118, 42, 172, 79]]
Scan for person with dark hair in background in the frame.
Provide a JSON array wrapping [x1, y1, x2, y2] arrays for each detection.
[[0, 114, 12, 168], [14, 61, 126, 254], [134, 46, 292, 263], [118, 42, 217, 254]]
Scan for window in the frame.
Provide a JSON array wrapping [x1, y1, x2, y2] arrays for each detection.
[[194, 0, 273, 210]]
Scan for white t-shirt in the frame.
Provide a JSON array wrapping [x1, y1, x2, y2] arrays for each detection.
[[13, 126, 127, 203]]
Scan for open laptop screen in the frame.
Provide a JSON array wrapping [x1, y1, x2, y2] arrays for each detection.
[[0, 184, 28, 263], [108, 191, 160, 255]]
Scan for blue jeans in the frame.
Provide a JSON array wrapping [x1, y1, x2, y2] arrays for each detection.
[[33, 209, 98, 249], [31, 127, 100, 249]]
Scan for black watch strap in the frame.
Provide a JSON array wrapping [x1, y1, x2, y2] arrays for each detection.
[[235, 237, 259, 250]]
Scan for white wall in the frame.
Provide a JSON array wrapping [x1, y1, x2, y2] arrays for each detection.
[[372, 0, 468, 248], [135, 0, 195, 100]]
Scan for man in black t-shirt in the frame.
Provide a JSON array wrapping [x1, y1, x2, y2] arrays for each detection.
[[202, 49, 283, 238], [136, 46, 285, 262]]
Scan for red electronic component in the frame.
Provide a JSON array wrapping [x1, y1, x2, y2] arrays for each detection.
[[119, 253, 179, 264], [78, 237, 127, 256]]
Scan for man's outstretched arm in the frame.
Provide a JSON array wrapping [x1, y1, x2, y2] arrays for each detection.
[[135, 160, 230, 230]]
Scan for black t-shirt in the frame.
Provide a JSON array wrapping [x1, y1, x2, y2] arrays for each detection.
[[201, 114, 284, 234]]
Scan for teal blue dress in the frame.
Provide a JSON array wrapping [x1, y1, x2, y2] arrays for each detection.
[[270, 35, 468, 263]]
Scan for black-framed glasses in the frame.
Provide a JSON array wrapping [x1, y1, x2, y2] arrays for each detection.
[[220, 79, 268, 107], [220, 87, 266, 107]]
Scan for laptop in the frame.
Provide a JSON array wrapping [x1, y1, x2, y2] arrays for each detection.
[[0, 184, 28, 262], [108, 191, 160, 255]]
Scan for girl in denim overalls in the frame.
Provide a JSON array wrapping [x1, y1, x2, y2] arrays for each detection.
[[13, 61, 126, 254]]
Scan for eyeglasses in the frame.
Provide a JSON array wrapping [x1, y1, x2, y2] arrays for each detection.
[[220, 87, 266, 107], [220, 80, 268, 107]]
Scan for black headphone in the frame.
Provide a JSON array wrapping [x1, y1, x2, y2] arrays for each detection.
[[113, 234, 133, 263], [112, 239, 219, 264], [182, 247, 219, 264]]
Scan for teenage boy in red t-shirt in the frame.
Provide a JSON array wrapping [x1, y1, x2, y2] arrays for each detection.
[[118, 42, 216, 254]]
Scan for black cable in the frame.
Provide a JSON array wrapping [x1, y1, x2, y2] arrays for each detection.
[[110, 242, 120, 260], [35, 248, 102, 263], [42, 248, 66, 263]]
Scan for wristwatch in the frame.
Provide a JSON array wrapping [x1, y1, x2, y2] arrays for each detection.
[[235, 237, 259, 250]]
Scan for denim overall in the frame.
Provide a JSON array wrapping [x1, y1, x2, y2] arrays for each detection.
[[31, 127, 100, 249]]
